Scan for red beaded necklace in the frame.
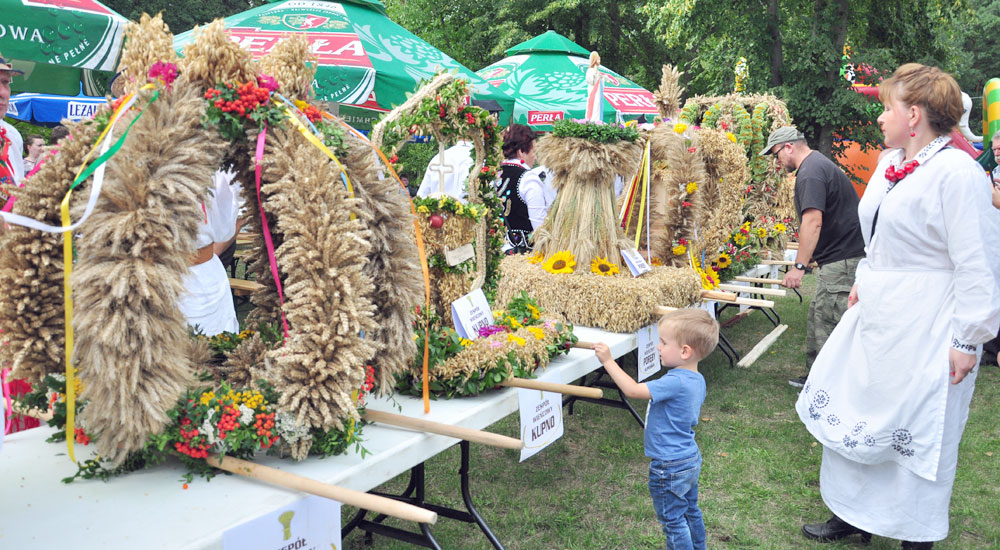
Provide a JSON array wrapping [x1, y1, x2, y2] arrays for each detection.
[[885, 159, 919, 183]]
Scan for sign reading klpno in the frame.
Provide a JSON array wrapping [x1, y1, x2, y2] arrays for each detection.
[[518, 369, 564, 462]]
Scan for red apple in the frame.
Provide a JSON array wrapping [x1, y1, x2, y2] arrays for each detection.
[[429, 214, 444, 228]]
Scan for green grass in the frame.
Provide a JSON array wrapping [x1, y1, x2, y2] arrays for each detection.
[[343, 276, 1000, 549]]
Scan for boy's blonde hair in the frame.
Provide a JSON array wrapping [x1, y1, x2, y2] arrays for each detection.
[[658, 309, 720, 360]]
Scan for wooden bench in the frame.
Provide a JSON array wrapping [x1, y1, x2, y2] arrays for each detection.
[[229, 278, 264, 296]]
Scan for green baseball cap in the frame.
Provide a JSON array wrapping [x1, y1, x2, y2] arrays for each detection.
[[760, 126, 804, 155]]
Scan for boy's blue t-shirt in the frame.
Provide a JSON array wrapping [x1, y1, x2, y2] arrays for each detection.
[[645, 368, 706, 461]]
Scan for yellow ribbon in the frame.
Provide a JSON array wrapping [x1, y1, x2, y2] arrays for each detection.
[[60, 89, 143, 461], [633, 140, 651, 249]]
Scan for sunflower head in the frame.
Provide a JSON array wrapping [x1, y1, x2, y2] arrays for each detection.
[[543, 250, 576, 274], [590, 256, 620, 276], [716, 253, 732, 268]]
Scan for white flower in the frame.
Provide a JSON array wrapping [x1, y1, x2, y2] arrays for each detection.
[[239, 404, 254, 425], [275, 411, 310, 443]]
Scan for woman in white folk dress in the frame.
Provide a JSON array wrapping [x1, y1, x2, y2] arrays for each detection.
[[795, 63, 1000, 549], [178, 169, 242, 336]]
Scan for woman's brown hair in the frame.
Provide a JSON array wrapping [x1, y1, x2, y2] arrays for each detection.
[[502, 123, 536, 159], [879, 63, 962, 136]]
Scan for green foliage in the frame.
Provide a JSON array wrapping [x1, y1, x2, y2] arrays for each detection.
[[551, 119, 640, 143], [393, 141, 437, 190]]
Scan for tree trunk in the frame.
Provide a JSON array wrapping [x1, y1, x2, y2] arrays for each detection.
[[815, 0, 849, 157], [766, 0, 783, 87]]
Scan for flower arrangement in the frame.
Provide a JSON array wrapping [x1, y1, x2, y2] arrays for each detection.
[[551, 118, 640, 143], [394, 292, 576, 399], [17, 370, 373, 483]]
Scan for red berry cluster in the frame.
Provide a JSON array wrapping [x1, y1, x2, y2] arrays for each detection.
[[439, 104, 447, 118], [254, 412, 279, 449], [74, 427, 91, 445], [464, 112, 476, 125], [204, 82, 272, 119], [175, 417, 210, 459], [216, 404, 240, 441], [301, 103, 322, 123]]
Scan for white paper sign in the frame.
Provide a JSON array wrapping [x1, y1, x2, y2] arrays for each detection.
[[519, 369, 564, 462], [223, 496, 341, 550], [621, 248, 651, 277], [451, 288, 494, 340], [770, 264, 781, 285], [636, 324, 660, 382], [444, 243, 475, 266]]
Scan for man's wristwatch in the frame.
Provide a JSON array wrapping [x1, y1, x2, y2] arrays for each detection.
[[793, 262, 807, 271]]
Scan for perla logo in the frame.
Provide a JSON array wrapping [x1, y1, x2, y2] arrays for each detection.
[[0, 25, 45, 43]]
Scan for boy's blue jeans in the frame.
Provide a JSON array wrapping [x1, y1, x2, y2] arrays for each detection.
[[648, 453, 706, 550]]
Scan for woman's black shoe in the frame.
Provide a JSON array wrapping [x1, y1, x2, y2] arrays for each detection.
[[802, 515, 872, 543], [901, 542, 932, 549]]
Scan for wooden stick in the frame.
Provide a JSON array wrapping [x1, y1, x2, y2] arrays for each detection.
[[206, 454, 437, 524], [572, 341, 596, 350], [652, 305, 678, 316], [737, 324, 789, 367], [500, 377, 603, 399], [718, 283, 787, 297], [361, 409, 523, 450], [759, 259, 794, 266], [787, 242, 799, 250], [733, 276, 784, 285], [229, 278, 264, 296]]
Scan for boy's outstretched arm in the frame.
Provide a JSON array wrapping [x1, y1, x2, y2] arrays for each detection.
[[594, 342, 652, 400]]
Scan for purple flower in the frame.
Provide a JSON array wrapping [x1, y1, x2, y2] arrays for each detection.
[[147, 62, 178, 89], [257, 74, 280, 92], [477, 324, 508, 338]]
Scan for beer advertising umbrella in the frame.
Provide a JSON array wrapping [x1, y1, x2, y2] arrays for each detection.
[[174, 0, 514, 130], [0, 0, 127, 95], [476, 31, 658, 129]]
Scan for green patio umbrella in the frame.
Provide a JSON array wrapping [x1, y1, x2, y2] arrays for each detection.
[[0, 0, 126, 95], [476, 30, 658, 129], [174, 0, 513, 129]]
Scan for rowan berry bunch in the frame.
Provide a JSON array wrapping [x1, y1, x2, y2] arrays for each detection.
[[167, 383, 280, 463], [203, 78, 286, 142]]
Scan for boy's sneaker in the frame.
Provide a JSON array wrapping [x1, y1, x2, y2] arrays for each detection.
[[788, 375, 807, 388]]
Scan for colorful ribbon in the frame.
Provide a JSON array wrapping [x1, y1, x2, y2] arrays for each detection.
[[253, 126, 291, 339], [632, 140, 651, 250], [2, 368, 12, 435]]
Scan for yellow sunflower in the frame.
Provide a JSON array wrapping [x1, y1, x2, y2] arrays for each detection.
[[686, 181, 698, 194], [591, 256, 620, 276], [716, 253, 732, 268], [672, 244, 687, 256], [756, 227, 767, 238], [542, 250, 576, 274], [775, 223, 786, 233], [528, 252, 544, 264]]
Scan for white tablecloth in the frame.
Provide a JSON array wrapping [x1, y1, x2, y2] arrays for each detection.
[[0, 327, 636, 549]]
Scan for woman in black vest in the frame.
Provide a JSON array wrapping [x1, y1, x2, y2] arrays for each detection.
[[496, 124, 546, 254]]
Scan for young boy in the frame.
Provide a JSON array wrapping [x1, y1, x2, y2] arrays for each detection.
[[594, 308, 719, 550]]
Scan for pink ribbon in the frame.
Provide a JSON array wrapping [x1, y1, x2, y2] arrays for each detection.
[[2, 368, 13, 435], [254, 127, 290, 339]]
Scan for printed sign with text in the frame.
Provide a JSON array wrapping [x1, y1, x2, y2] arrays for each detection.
[[636, 324, 660, 382], [451, 288, 494, 340], [519, 369, 564, 462], [621, 248, 651, 277], [223, 496, 341, 550]]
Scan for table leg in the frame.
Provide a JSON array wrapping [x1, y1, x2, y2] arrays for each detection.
[[562, 368, 645, 429]]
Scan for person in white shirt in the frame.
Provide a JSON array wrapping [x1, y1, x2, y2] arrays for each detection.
[[796, 63, 1000, 550], [495, 124, 545, 253], [178, 170, 242, 336], [416, 140, 475, 202], [0, 55, 25, 188]]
